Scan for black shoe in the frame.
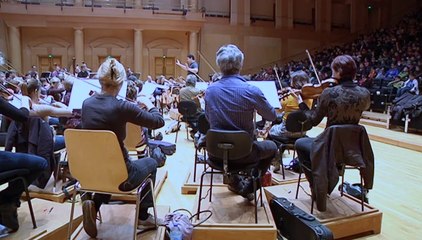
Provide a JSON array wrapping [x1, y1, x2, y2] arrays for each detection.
[[154, 132, 163, 141], [0, 203, 19, 232], [82, 200, 97, 238]]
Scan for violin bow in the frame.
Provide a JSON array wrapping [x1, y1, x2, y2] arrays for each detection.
[[273, 65, 283, 90], [306, 49, 321, 85], [197, 50, 218, 75]]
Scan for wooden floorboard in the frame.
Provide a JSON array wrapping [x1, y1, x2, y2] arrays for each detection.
[[156, 119, 422, 240]]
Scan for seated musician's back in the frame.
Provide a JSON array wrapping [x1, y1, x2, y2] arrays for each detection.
[[204, 44, 278, 199]]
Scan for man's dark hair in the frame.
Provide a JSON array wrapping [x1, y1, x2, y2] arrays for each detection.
[[187, 54, 195, 60]]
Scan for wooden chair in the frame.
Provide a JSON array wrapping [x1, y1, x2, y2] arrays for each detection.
[[197, 129, 263, 223], [124, 122, 148, 158], [64, 129, 158, 240]]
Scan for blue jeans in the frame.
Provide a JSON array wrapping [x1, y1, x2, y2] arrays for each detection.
[[0, 151, 48, 205], [54, 135, 66, 151], [91, 157, 157, 219]]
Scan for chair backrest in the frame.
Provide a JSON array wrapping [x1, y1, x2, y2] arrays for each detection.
[[124, 122, 144, 151], [324, 124, 371, 168], [197, 113, 210, 135], [178, 100, 198, 117], [206, 129, 252, 161], [64, 129, 128, 194], [285, 110, 313, 133]]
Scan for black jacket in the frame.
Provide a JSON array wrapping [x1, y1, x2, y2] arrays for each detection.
[[5, 117, 54, 188], [310, 124, 374, 212]]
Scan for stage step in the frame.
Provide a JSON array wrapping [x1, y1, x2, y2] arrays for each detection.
[[359, 118, 387, 128]]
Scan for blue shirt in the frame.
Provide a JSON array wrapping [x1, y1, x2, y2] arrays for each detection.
[[204, 75, 276, 138]]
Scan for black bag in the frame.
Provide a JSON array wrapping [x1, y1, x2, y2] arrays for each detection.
[[339, 182, 368, 203], [149, 140, 176, 156], [270, 197, 333, 240]]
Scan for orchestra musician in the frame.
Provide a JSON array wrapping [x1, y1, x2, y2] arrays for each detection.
[[268, 70, 313, 140], [176, 54, 199, 76], [293, 55, 371, 197], [0, 95, 48, 233], [204, 44, 277, 200], [179, 74, 203, 137], [80, 58, 164, 238]]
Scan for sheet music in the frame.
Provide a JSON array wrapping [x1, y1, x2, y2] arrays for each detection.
[[195, 82, 209, 91], [68, 79, 127, 110], [140, 82, 169, 96], [247, 81, 281, 109]]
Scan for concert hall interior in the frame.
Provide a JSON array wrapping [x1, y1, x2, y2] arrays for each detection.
[[0, 0, 421, 239]]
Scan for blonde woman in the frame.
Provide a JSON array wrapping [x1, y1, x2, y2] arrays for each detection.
[[80, 58, 165, 238]]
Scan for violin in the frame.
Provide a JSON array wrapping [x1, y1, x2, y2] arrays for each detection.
[[279, 78, 338, 100], [0, 84, 19, 101]]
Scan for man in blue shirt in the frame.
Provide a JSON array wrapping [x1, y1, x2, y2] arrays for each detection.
[[176, 54, 199, 76], [204, 44, 277, 199]]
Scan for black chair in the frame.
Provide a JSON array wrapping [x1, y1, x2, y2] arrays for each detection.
[[175, 100, 199, 143], [267, 111, 313, 179], [196, 129, 263, 223], [193, 113, 210, 182], [0, 169, 37, 229], [295, 124, 371, 213]]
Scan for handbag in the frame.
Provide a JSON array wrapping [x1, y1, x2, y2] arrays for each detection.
[[164, 209, 212, 240]]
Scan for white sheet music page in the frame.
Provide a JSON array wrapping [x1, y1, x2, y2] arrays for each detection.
[[68, 79, 127, 110]]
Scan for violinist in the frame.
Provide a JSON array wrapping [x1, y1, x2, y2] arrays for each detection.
[[268, 70, 313, 140], [179, 74, 203, 137], [0, 94, 48, 233], [294, 55, 371, 195], [80, 58, 164, 237]]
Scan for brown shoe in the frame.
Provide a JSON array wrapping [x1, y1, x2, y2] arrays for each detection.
[[82, 200, 97, 238]]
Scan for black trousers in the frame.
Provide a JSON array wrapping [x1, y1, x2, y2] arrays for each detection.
[[295, 137, 314, 185]]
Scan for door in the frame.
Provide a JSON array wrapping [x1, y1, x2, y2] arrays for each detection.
[[155, 57, 175, 78], [98, 56, 121, 67], [39, 56, 62, 72]]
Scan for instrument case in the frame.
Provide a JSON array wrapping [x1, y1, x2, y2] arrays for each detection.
[[270, 197, 333, 240]]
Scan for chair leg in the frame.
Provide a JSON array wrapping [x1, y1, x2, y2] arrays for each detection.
[[360, 173, 365, 212], [174, 121, 180, 143], [259, 182, 263, 207], [197, 171, 207, 220], [281, 159, 285, 180], [295, 171, 302, 199], [311, 198, 314, 214], [203, 149, 207, 173], [21, 177, 36, 229], [341, 172, 345, 197], [253, 176, 258, 224], [67, 185, 78, 239], [209, 168, 214, 202], [185, 123, 189, 140], [134, 185, 141, 240], [149, 180, 158, 228], [194, 148, 198, 182]]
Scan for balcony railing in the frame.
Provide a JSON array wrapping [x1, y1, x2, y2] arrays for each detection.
[[0, 0, 205, 13]]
